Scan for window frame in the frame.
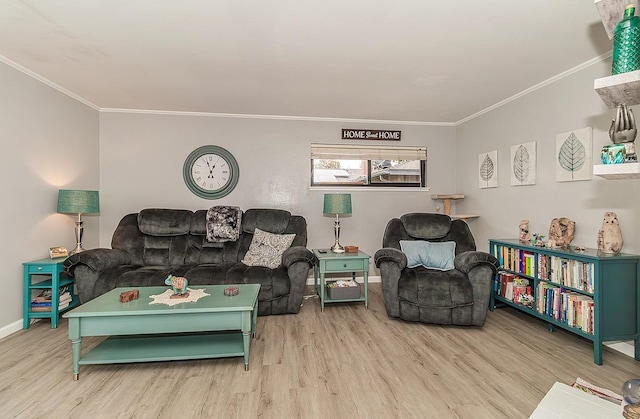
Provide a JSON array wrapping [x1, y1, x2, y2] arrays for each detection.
[[310, 144, 427, 188]]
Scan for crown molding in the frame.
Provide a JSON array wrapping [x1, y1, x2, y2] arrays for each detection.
[[455, 51, 613, 126], [2, 50, 612, 127], [100, 108, 456, 126], [0, 54, 100, 110]]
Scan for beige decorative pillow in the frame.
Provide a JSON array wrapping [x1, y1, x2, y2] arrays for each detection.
[[241, 228, 296, 269]]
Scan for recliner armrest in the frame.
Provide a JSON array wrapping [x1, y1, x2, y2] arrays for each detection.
[[374, 248, 407, 270], [281, 246, 316, 268], [64, 248, 131, 276], [454, 251, 499, 275]]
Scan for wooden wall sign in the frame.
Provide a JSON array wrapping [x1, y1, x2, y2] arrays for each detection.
[[342, 129, 401, 141]]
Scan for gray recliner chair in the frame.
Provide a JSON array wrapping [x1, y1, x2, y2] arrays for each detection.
[[374, 213, 499, 326]]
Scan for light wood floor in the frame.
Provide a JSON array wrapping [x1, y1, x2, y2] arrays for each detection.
[[1, 284, 638, 418]]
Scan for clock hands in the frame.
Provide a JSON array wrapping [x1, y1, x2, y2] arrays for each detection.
[[205, 159, 215, 179]]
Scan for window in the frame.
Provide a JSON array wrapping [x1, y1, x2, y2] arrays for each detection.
[[311, 144, 427, 187]]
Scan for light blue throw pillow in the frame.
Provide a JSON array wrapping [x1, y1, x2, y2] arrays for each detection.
[[400, 240, 430, 268], [399, 240, 456, 271]]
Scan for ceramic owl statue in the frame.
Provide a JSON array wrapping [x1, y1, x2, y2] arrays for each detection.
[[597, 212, 623, 254]]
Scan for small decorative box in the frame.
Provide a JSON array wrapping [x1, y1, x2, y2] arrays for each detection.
[[344, 245, 359, 253], [119, 289, 139, 303], [224, 286, 239, 296]]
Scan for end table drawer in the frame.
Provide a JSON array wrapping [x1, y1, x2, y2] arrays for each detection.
[[325, 259, 366, 272], [27, 264, 55, 274]]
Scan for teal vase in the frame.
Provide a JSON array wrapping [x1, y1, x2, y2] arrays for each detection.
[[612, 5, 640, 75]]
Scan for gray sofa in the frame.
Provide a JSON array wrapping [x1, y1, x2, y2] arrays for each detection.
[[64, 208, 316, 315], [374, 213, 499, 326]]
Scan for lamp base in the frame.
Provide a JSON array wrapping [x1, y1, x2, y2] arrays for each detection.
[[69, 245, 85, 255], [70, 218, 85, 255], [330, 243, 345, 253]]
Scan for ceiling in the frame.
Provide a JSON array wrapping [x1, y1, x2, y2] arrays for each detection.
[[0, 1, 612, 124]]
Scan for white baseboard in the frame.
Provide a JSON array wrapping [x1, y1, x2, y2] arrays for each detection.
[[0, 319, 24, 340], [606, 341, 635, 357]]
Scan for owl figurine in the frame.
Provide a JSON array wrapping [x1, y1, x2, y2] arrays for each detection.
[[597, 212, 623, 254]]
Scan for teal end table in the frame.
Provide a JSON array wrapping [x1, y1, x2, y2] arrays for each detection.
[[23, 257, 79, 329], [313, 249, 370, 311]]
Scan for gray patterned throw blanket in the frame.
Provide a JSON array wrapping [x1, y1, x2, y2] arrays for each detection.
[[206, 206, 242, 242]]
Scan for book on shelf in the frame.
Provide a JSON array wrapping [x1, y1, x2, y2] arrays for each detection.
[[30, 300, 71, 312], [31, 287, 73, 312], [31, 287, 71, 303]]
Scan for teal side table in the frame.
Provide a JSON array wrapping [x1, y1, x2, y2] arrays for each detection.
[[23, 257, 79, 329], [313, 249, 370, 311]]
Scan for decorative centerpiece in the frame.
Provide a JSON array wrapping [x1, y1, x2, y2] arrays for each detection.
[[224, 286, 239, 296], [548, 217, 575, 248], [165, 274, 189, 299]]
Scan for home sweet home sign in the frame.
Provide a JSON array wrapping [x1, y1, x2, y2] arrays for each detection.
[[341, 129, 401, 141]]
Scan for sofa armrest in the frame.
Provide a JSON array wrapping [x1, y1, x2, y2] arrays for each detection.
[[374, 248, 407, 270], [281, 246, 316, 268], [454, 251, 499, 276], [64, 248, 131, 276]]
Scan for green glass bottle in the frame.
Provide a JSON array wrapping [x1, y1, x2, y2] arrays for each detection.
[[612, 4, 640, 74]]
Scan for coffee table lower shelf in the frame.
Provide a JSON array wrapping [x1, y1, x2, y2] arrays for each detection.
[[80, 332, 244, 365]]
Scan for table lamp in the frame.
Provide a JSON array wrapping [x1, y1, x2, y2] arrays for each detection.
[[57, 189, 100, 255], [323, 193, 352, 253]]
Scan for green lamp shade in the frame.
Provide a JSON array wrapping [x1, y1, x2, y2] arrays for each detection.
[[57, 190, 100, 214], [323, 193, 352, 215]]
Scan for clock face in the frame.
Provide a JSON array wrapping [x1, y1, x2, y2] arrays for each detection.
[[183, 146, 239, 199], [191, 153, 231, 191]]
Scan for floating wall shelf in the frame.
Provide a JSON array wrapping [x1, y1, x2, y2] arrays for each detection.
[[595, 0, 640, 40], [594, 71, 640, 108], [593, 1, 640, 179], [594, 162, 640, 179]]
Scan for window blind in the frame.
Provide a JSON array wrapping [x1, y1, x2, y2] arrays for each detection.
[[311, 144, 427, 161]]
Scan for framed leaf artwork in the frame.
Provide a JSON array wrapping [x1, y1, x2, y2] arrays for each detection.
[[511, 141, 536, 186], [479, 150, 498, 188], [555, 127, 592, 182]]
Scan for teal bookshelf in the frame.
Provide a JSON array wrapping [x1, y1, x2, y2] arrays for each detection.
[[489, 238, 640, 365]]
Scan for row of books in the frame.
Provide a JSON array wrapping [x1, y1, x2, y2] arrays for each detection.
[[536, 283, 594, 334], [494, 272, 534, 308], [30, 287, 73, 312], [538, 254, 594, 293], [494, 246, 595, 293], [496, 246, 535, 276]]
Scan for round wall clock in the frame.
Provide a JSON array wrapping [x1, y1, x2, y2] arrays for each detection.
[[183, 145, 240, 199]]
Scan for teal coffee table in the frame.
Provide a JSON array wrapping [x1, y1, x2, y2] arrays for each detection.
[[63, 284, 259, 380]]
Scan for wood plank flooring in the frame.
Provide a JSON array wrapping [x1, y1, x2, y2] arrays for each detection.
[[0, 284, 638, 418]]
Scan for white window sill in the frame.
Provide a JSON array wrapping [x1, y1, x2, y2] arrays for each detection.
[[309, 186, 430, 192]]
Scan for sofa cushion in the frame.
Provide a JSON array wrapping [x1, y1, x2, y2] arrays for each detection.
[[397, 267, 473, 324], [138, 209, 192, 236], [242, 228, 296, 269], [242, 209, 291, 234]]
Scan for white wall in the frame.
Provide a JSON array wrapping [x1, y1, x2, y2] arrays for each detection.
[[0, 62, 99, 333], [99, 112, 457, 267], [456, 59, 640, 255]]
